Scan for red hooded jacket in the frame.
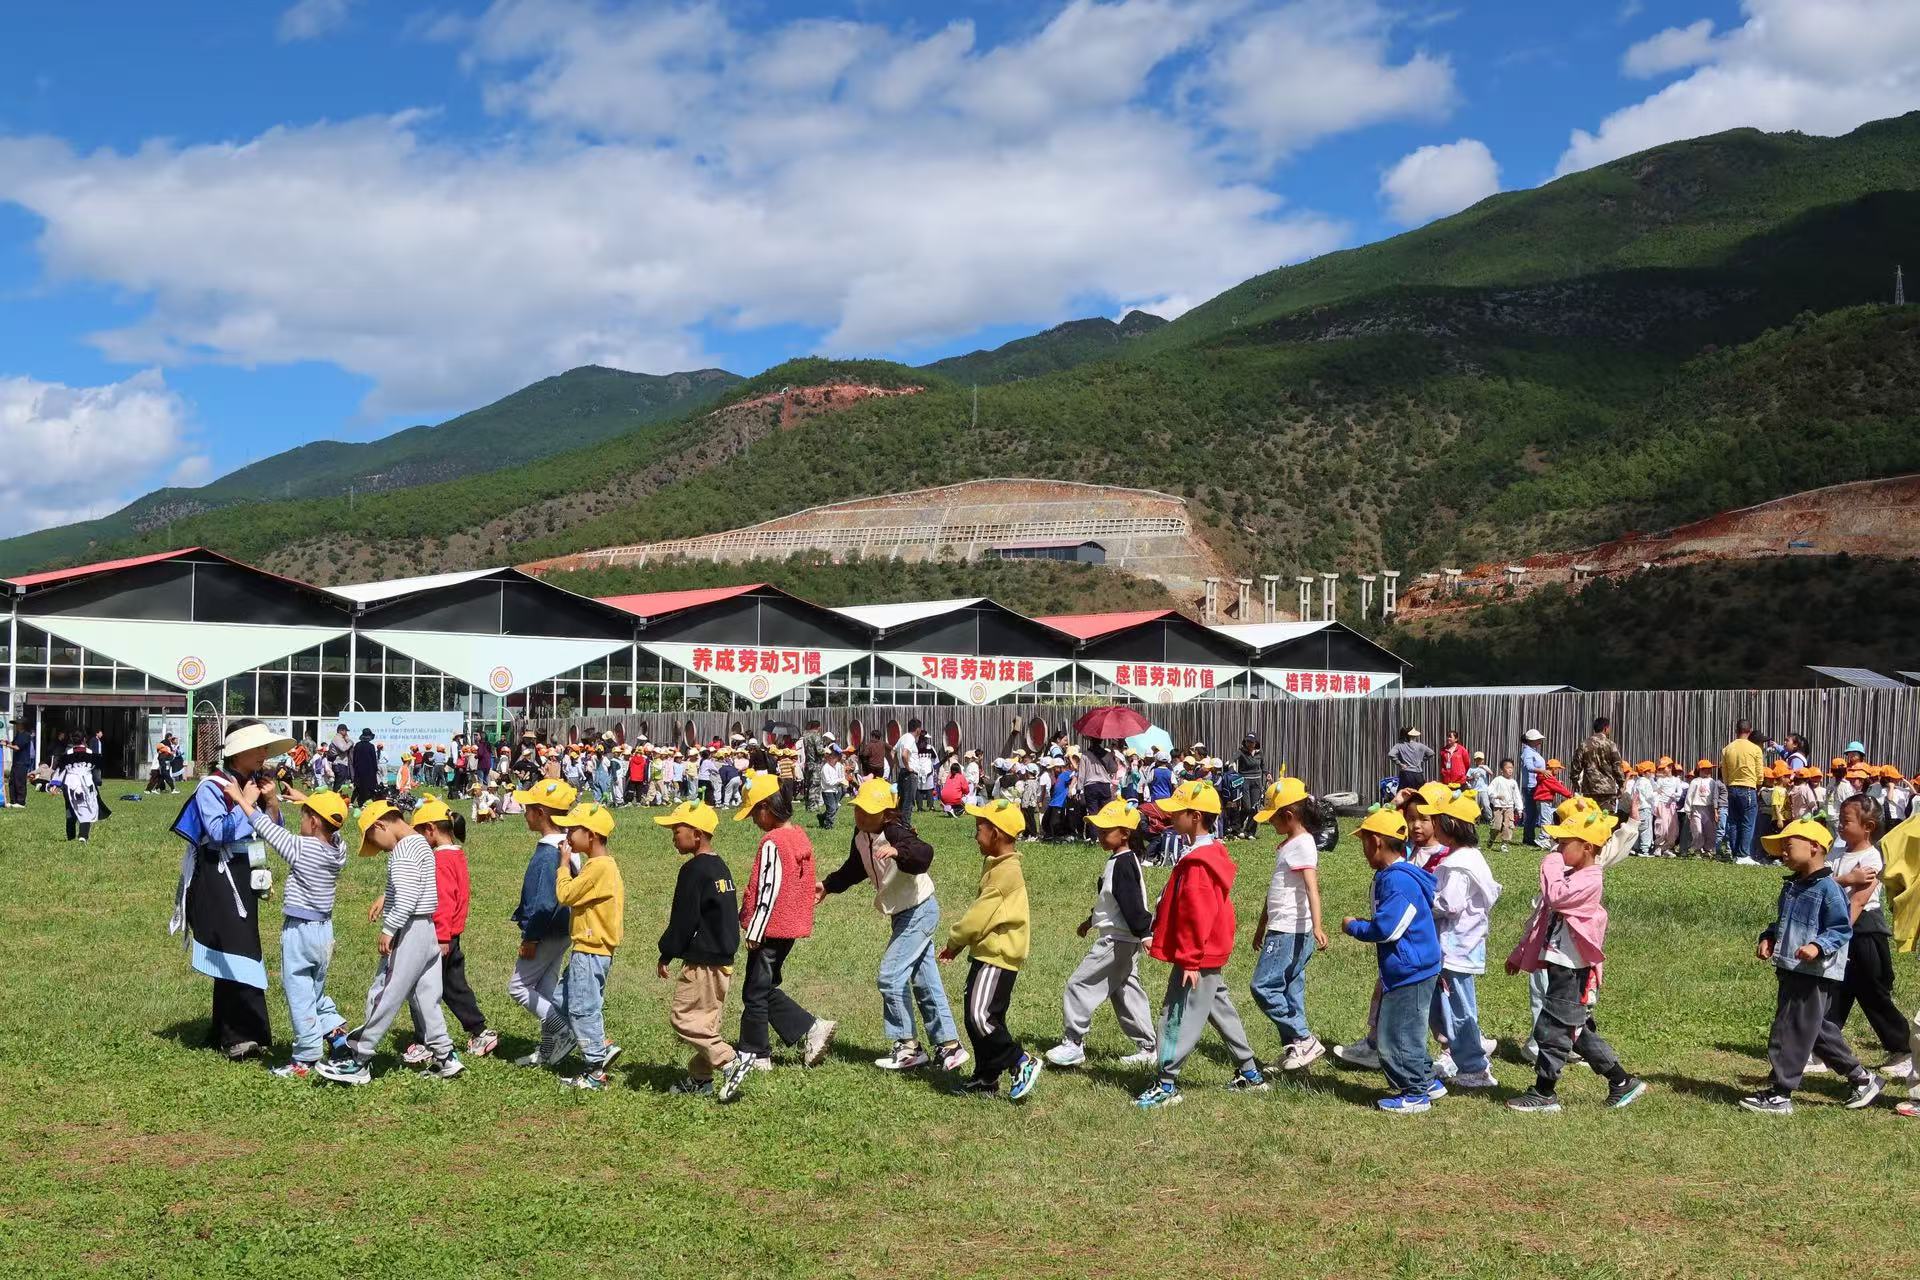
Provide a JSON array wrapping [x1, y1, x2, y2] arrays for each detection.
[[1148, 837, 1237, 969]]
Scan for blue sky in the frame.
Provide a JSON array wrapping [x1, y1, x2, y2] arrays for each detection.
[[1, 0, 1913, 535]]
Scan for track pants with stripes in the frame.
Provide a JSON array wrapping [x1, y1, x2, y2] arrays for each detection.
[[964, 959, 1022, 1084]]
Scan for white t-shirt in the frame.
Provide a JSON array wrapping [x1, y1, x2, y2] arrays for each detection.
[[1264, 832, 1319, 932], [1686, 777, 1715, 808], [1832, 844, 1885, 915], [1544, 915, 1589, 969]]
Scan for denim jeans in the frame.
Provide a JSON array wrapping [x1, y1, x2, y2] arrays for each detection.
[[1726, 786, 1759, 859], [280, 917, 344, 1063], [1248, 930, 1317, 1045], [1377, 975, 1439, 1096], [1429, 972, 1489, 1074], [552, 950, 612, 1068], [819, 787, 843, 829], [878, 895, 956, 1045]]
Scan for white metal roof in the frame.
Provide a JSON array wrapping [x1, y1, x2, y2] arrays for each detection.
[[1900, 672, 1920, 686], [1807, 665, 1908, 690], [328, 567, 506, 604], [1209, 621, 1331, 648], [831, 597, 987, 631], [1397, 684, 1577, 698]]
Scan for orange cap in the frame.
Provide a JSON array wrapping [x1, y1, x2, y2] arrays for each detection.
[[1696, 758, 1714, 771], [1545, 758, 1563, 770]]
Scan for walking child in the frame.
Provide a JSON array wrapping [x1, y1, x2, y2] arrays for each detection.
[[1737, 818, 1884, 1114], [1247, 777, 1329, 1072], [1487, 759, 1522, 851], [938, 797, 1042, 1100], [1134, 780, 1268, 1110], [718, 773, 837, 1102], [1505, 807, 1647, 1113], [507, 777, 578, 1067], [1045, 799, 1157, 1070], [1419, 791, 1502, 1087], [1342, 807, 1443, 1114], [318, 800, 461, 1084], [655, 799, 740, 1097], [1822, 796, 1910, 1078], [1686, 760, 1718, 857], [381, 797, 498, 1065], [547, 802, 625, 1091]]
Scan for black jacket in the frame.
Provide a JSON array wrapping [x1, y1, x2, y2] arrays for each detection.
[[821, 820, 935, 895], [351, 739, 378, 788], [658, 851, 740, 966]]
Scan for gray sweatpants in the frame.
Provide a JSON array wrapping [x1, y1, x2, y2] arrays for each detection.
[[1770, 970, 1866, 1094], [1155, 966, 1256, 1086], [1060, 935, 1156, 1052], [351, 917, 451, 1063], [509, 933, 573, 1043]]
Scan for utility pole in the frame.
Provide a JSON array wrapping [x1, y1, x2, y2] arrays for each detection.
[[971, 385, 978, 430], [1898, 265, 1906, 306]]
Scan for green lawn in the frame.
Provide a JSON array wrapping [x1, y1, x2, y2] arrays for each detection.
[[3, 786, 1918, 1278]]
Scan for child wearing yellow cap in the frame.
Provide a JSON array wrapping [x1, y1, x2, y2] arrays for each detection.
[[507, 778, 580, 1068], [219, 781, 351, 1079], [318, 800, 458, 1086], [384, 798, 497, 1066], [938, 797, 1039, 1100], [1248, 778, 1330, 1072], [1342, 806, 1443, 1115], [547, 802, 625, 1091], [654, 800, 740, 1097], [1738, 818, 1883, 1114], [1419, 791, 1503, 1089], [1044, 799, 1157, 1072]]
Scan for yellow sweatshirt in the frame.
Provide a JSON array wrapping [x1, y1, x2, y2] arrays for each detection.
[[945, 850, 1029, 971], [556, 852, 625, 956]]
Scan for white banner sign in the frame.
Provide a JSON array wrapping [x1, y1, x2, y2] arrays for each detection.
[[364, 630, 629, 697], [1254, 667, 1400, 699], [27, 616, 345, 690], [335, 711, 466, 757], [1081, 659, 1244, 704], [881, 651, 1070, 705], [645, 641, 865, 704]]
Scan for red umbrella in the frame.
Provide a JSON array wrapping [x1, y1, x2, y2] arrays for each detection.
[[1074, 705, 1150, 740]]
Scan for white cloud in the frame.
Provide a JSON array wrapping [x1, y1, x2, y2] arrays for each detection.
[[0, 0, 1461, 417], [1378, 137, 1500, 225], [1623, 19, 1717, 78], [1562, 0, 1920, 173], [278, 0, 355, 43], [0, 370, 194, 534]]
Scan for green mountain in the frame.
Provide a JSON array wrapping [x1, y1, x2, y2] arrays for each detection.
[[920, 309, 1166, 384], [0, 364, 740, 574], [8, 114, 1920, 617]]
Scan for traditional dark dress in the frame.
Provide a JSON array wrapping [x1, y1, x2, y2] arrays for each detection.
[[169, 772, 271, 1052]]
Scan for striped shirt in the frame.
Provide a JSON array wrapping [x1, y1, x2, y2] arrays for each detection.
[[382, 832, 439, 935], [253, 814, 347, 921]]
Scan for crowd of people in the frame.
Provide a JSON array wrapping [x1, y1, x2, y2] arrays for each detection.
[[162, 705, 1920, 1118]]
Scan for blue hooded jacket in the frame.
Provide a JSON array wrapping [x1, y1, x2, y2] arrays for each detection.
[[511, 838, 571, 941], [1343, 859, 1442, 990]]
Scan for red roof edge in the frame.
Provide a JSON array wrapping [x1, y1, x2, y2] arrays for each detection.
[[1032, 608, 1174, 640], [598, 583, 768, 618], [6, 547, 202, 589]]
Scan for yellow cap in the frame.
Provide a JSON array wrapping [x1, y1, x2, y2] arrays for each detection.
[[409, 795, 452, 829], [1413, 781, 1454, 812], [1356, 807, 1408, 843], [1543, 808, 1619, 844], [733, 770, 784, 821], [1555, 794, 1600, 823], [1761, 817, 1834, 857], [299, 790, 349, 829], [965, 797, 1027, 838], [1086, 799, 1141, 831], [356, 799, 401, 858], [1430, 791, 1482, 824], [556, 801, 616, 838], [1158, 779, 1222, 815], [652, 800, 718, 835], [850, 776, 898, 815], [1253, 776, 1311, 823], [513, 777, 578, 811]]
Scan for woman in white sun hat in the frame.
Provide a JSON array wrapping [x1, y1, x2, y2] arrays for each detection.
[[169, 717, 296, 1061]]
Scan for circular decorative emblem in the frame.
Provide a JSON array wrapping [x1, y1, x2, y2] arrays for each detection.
[[967, 683, 988, 705], [747, 674, 772, 701], [1156, 687, 1175, 704], [488, 666, 513, 693], [176, 656, 206, 686]]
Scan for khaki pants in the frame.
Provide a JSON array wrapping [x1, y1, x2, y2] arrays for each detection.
[[670, 963, 735, 1080], [1490, 808, 1515, 843]]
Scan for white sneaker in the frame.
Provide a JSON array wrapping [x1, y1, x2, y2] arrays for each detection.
[[401, 1042, 434, 1067], [802, 1019, 837, 1068], [1118, 1048, 1157, 1067], [1881, 1054, 1914, 1081], [874, 1040, 930, 1071], [937, 1042, 970, 1072], [1044, 1041, 1087, 1068], [1805, 1057, 1832, 1075], [1452, 1070, 1500, 1089], [1280, 1036, 1325, 1071], [1434, 1050, 1458, 1080], [1733, 856, 1762, 866], [1480, 1035, 1498, 1057], [1332, 1039, 1380, 1069]]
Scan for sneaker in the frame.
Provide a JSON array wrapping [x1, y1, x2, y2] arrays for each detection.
[[802, 1019, 838, 1068], [224, 1040, 264, 1062], [1044, 1041, 1087, 1069], [748, 1055, 774, 1072], [562, 1070, 609, 1091], [1846, 1074, 1885, 1110], [1505, 1088, 1562, 1114], [513, 1049, 547, 1069], [401, 1042, 434, 1067], [1280, 1037, 1326, 1072], [429, 1053, 465, 1079], [1479, 1035, 1498, 1057], [1882, 1054, 1914, 1081], [600, 1043, 622, 1071], [1332, 1039, 1380, 1069], [669, 1076, 714, 1097], [467, 1029, 500, 1058], [1738, 1092, 1794, 1115], [1606, 1076, 1648, 1109], [1804, 1057, 1832, 1075], [1118, 1048, 1157, 1067], [874, 1040, 929, 1071], [1896, 1100, 1920, 1119], [269, 1060, 315, 1080], [1227, 1066, 1270, 1093], [1733, 856, 1762, 866], [1132, 1081, 1183, 1110], [1376, 1091, 1431, 1115], [717, 1053, 757, 1104], [1434, 1051, 1458, 1080], [1426, 1079, 1448, 1101], [948, 1078, 999, 1098], [937, 1042, 970, 1072], [1008, 1053, 1043, 1102], [1452, 1070, 1500, 1090], [316, 1057, 372, 1086]]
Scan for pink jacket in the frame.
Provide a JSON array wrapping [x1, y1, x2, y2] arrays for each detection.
[[1507, 851, 1609, 980]]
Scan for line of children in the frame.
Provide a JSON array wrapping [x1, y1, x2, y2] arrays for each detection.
[[383, 797, 498, 1065], [938, 797, 1041, 1100], [654, 799, 740, 1097], [1420, 791, 1502, 1088], [551, 801, 626, 1090], [1342, 806, 1443, 1113], [1247, 777, 1329, 1072], [508, 777, 579, 1067]]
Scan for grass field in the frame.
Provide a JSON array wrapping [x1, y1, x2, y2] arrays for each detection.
[[4, 786, 1919, 1279]]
